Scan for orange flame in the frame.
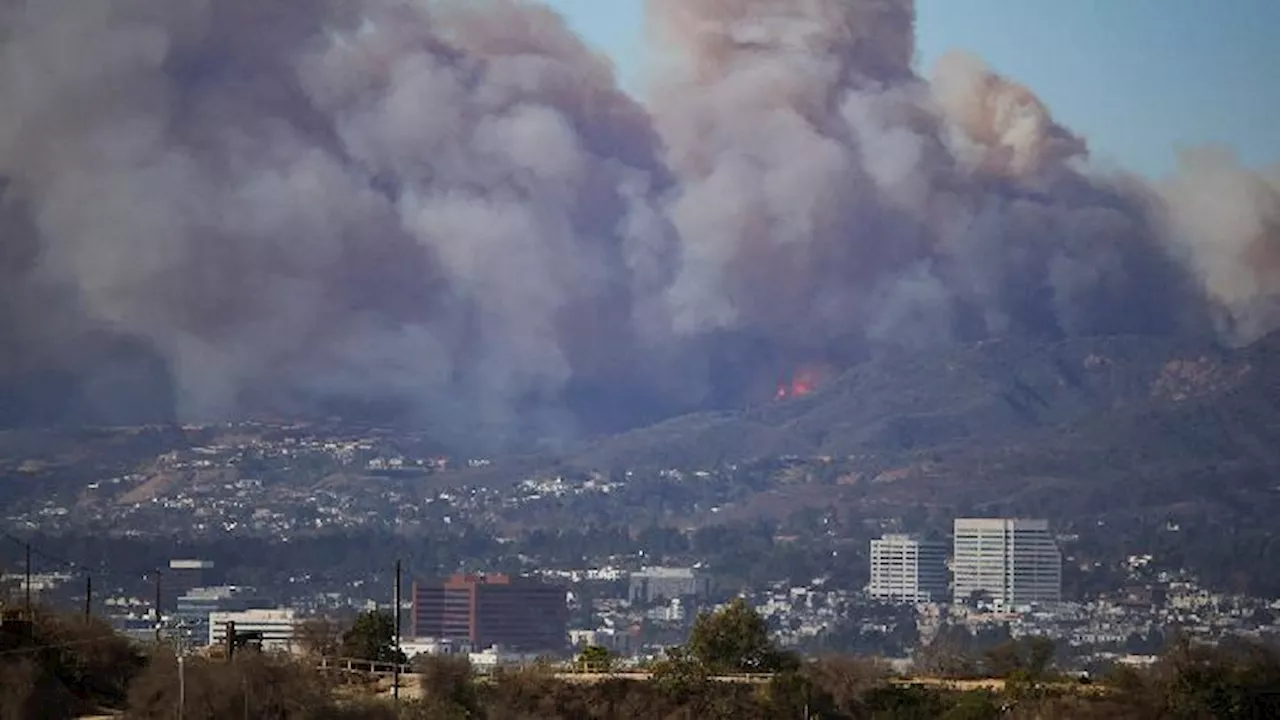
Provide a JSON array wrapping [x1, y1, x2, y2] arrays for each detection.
[[774, 366, 823, 401]]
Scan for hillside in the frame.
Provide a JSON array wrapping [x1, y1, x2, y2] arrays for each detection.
[[564, 334, 1266, 470], [542, 333, 1280, 551]]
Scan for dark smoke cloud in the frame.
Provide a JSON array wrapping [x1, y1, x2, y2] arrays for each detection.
[[0, 0, 1273, 447]]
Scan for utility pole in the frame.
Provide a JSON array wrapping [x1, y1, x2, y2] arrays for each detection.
[[23, 542, 31, 616], [174, 617, 188, 720], [177, 654, 186, 720], [153, 571, 163, 644], [393, 559, 402, 705], [84, 575, 92, 622]]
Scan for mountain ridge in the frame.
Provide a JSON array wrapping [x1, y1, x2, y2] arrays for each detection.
[[559, 333, 1268, 473]]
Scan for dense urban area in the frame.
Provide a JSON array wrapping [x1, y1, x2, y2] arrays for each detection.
[[2, 423, 1278, 688]]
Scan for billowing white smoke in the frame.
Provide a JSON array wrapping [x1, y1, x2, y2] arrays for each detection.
[[0, 0, 676, 441], [648, 0, 1211, 353], [0, 0, 1273, 444], [1160, 149, 1280, 342]]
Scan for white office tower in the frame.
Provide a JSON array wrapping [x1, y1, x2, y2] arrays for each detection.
[[868, 534, 949, 603], [952, 519, 1062, 608]]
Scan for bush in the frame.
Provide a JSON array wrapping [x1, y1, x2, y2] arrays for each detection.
[[412, 654, 478, 717], [9, 605, 1280, 720], [0, 608, 145, 718], [125, 651, 334, 720]]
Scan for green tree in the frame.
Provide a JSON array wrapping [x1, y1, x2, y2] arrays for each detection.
[[577, 644, 614, 672], [339, 610, 406, 664], [687, 597, 798, 674], [651, 645, 710, 701]]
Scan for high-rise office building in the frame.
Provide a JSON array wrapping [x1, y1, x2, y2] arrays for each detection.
[[952, 518, 1061, 607], [411, 573, 567, 652], [868, 534, 949, 603]]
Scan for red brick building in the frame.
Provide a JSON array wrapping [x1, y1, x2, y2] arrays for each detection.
[[411, 573, 567, 652]]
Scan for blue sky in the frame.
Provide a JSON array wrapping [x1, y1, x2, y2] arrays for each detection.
[[543, 0, 1278, 178]]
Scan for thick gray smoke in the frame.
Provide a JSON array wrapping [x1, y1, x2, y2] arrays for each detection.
[[0, 0, 1274, 446]]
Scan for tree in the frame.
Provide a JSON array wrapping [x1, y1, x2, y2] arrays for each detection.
[[0, 608, 145, 717], [340, 610, 406, 664], [651, 645, 710, 701], [982, 636, 1056, 681], [1144, 636, 1280, 719], [577, 644, 614, 672], [687, 597, 797, 674], [294, 615, 341, 657], [411, 654, 478, 719], [914, 624, 980, 679], [0, 658, 74, 720], [802, 656, 891, 717]]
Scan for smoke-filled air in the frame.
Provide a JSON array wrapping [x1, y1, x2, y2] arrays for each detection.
[[1, 0, 1277, 448]]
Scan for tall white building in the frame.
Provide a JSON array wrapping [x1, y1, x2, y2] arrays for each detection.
[[952, 518, 1061, 607], [209, 608, 300, 653], [868, 534, 949, 603]]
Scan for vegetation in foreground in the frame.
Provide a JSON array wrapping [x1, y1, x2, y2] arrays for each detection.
[[1, 603, 1278, 719]]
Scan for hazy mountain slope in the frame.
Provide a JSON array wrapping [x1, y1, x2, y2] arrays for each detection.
[[566, 335, 1250, 471]]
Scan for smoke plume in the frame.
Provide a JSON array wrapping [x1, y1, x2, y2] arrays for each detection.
[[0, 0, 1273, 447]]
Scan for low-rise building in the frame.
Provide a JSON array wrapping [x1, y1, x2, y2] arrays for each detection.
[[176, 586, 272, 647], [209, 608, 300, 653], [628, 567, 711, 605]]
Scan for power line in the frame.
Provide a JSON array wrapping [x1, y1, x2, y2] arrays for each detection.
[[0, 528, 165, 628], [0, 527, 153, 588], [0, 528, 119, 579], [0, 631, 128, 658]]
